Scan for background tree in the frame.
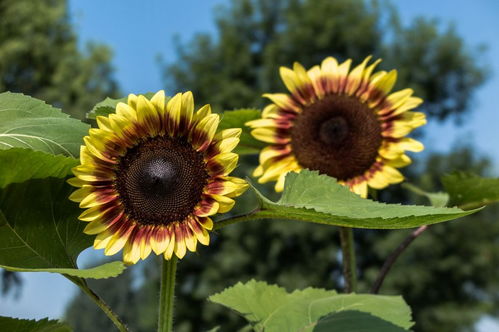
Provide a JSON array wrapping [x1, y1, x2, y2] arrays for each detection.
[[0, 0, 118, 120], [0, 0, 118, 296], [65, 0, 496, 331]]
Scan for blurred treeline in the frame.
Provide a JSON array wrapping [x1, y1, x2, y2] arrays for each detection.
[[2, 0, 499, 332]]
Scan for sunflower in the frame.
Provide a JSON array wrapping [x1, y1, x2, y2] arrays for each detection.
[[69, 91, 247, 264], [246, 56, 426, 197]]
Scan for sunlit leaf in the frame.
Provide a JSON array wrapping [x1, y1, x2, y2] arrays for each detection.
[[209, 280, 413, 332], [0, 178, 91, 272], [0, 261, 126, 280], [0, 316, 71, 332], [218, 109, 266, 154], [0, 92, 89, 157], [442, 172, 499, 210], [0, 148, 77, 188], [250, 170, 479, 229]]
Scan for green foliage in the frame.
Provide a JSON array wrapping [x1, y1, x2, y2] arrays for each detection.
[[0, 316, 71, 332], [218, 109, 265, 154], [87, 96, 128, 119], [209, 280, 413, 332], [1, 261, 126, 280], [0, 92, 89, 157], [0, 177, 90, 270], [251, 170, 477, 229], [401, 183, 449, 208], [0, 0, 118, 120], [314, 311, 408, 332], [164, 0, 486, 122], [442, 172, 499, 210], [0, 148, 77, 188]]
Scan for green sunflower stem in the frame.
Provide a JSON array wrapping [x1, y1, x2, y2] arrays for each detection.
[[339, 227, 357, 293], [66, 276, 129, 332], [158, 256, 178, 332]]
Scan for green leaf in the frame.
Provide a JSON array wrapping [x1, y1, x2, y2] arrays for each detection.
[[0, 261, 126, 280], [0, 177, 91, 271], [251, 170, 479, 229], [0, 316, 71, 332], [0, 92, 89, 157], [87, 92, 157, 119], [442, 172, 499, 210], [313, 311, 408, 332], [0, 148, 77, 188], [209, 280, 413, 332], [87, 96, 128, 119], [218, 109, 266, 154], [402, 183, 449, 208]]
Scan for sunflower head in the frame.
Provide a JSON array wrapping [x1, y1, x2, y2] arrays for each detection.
[[69, 91, 248, 264], [246, 56, 426, 197]]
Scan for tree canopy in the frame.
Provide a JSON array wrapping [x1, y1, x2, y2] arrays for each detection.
[[164, 0, 486, 122], [0, 0, 118, 119]]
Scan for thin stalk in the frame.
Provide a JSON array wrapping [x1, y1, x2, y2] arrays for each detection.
[[371, 225, 428, 294], [339, 227, 357, 293], [158, 256, 178, 332], [66, 276, 129, 332]]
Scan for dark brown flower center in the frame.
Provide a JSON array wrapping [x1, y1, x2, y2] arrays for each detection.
[[115, 136, 208, 225], [290, 94, 382, 180]]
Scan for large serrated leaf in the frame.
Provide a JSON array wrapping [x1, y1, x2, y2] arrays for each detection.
[[218, 109, 266, 154], [0, 177, 91, 271], [0, 148, 77, 188], [251, 170, 478, 229], [0, 92, 89, 157], [442, 172, 499, 210], [209, 280, 413, 332], [0, 316, 71, 332], [0, 261, 126, 280]]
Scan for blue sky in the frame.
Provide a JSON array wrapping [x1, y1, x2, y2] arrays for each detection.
[[2, 0, 499, 329]]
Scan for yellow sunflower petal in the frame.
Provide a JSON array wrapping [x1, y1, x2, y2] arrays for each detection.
[[174, 231, 187, 259], [115, 102, 137, 121], [123, 241, 141, 265], [321, 56, 339, 75], [84, 220, 109, 235], [385, 154, 412, 168], [192, 113, 220, 150], [137, 95, 160, 136], [151, 228, 170, 255], [127, 94, 138, 109], [164, 230, 176, 260], [259, 156, 297, 183], [209, 194, 235, 213], [96, 116, 114, 132], [105, 229, 132, 256], [140, 236, 152, 260], [208, 152, 239, 176], [194, 227, 210, 246], [184, 229, 197, 252], [367, 165, 404, 189], [150, 90, 166, 112], [165, 93, 182, 135], [345, 56, 371, 95], [94, 231, 113, 250], [181, 91, 194, 128]]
